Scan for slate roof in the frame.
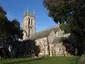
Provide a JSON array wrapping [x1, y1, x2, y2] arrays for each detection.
[[52, 37, 66, 44], [29, 25, 60, 40]]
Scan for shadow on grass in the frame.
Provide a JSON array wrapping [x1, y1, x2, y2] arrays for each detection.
[[69, 57, 80, 64], [3, 57, 45, 64]]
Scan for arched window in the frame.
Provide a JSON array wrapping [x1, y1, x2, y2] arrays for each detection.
[[31, 19, 32, 25], [28, 18, 30, 24]]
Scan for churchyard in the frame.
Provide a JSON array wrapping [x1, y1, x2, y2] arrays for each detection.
[[0, 56, 79, 64]]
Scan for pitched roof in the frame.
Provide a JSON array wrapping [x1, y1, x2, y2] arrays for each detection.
[[29, 25, 60, 40], [52, 37, 66, 44]]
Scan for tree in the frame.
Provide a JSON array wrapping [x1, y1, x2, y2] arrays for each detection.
[[44, 0, 85, 23], [0, 6, 6, 18], [10, 19, 22, 56], [0, 5, 22, 58], [44, 0, 85, 56], [44, 0, 69, 24]]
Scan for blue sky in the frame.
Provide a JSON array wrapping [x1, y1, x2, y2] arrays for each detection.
[[0, 0, 56, 32]]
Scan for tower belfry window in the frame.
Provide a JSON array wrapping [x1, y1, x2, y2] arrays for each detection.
[[31, 19, 32, 25], [28, 18, 30, 24]]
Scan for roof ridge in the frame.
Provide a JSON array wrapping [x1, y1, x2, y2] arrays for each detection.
[[36, 24, 59, 33]]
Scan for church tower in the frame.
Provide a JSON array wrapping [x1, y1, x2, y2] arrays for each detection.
[[22, 9, 36, 40]]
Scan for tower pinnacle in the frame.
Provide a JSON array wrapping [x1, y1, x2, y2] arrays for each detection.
[[33, 10, 35, 16], [26, 8, 29, 14]]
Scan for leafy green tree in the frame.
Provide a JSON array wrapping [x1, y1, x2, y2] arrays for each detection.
[[44, 0, 85, 56], [0, 5, 22, 58]]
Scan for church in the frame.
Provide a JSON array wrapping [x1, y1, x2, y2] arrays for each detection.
[[22, 10, 71, 57]]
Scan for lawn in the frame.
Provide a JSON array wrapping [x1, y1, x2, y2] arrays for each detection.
[[0, 56, 80, 64]]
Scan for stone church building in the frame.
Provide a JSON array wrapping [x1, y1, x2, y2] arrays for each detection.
[[22, 10, 71, 57]]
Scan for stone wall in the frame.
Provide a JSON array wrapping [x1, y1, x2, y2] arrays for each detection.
[[48, 30, 56, 44], [52, 42, 68, 56], [35, 37, 49, 57]]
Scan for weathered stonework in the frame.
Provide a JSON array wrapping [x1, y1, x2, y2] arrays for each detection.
[[22, 10, 35, 40], [22, 10, 71, 57], [35, 37, 48, 57]]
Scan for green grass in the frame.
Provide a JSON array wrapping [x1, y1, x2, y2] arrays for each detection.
[[0, 56, 80, 64]]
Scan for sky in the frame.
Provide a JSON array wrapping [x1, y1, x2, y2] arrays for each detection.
[[0, 0, 56, 32]]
